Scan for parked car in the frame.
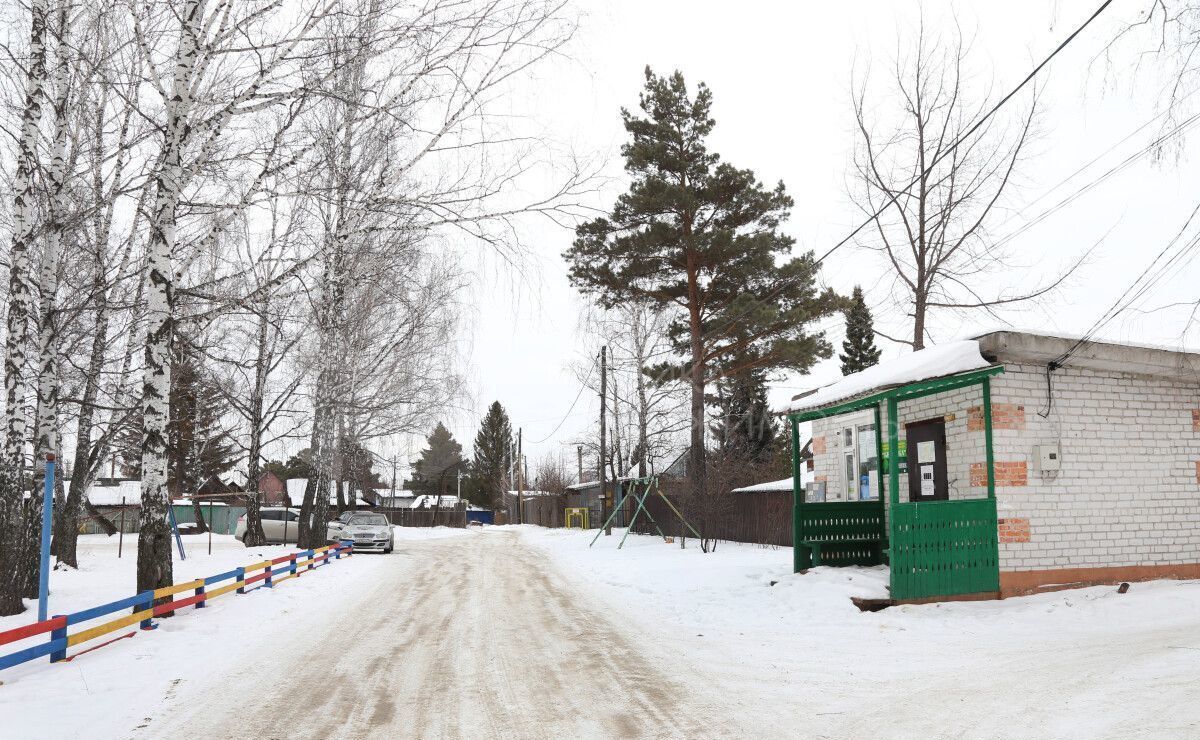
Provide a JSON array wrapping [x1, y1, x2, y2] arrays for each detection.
[[327, 512, 394, 553], [235, 507, 301, 544]]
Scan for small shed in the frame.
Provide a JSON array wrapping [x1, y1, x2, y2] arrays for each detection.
[[789, 330, 1200, 601]]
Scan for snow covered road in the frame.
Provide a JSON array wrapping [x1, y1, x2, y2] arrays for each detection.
[[159, 529, 737, 739], [7, 527, 1198, 739]]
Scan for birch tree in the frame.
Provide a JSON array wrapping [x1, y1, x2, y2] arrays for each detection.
[[289, 0, 586, 547], [850, 22, 1079, 349], [22, 1, 72, 597], [130, 0, 334, 594], [0, 0, 49, 617]]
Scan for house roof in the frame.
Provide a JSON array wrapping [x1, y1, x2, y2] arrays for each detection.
[[788, 330, 1200, 418], [284, 478, 374, 506], [410, 494, 462, 508], [731, 477, 793, 493], [84, 479, 142, 506], [787, 340, 991, 414], [973, 329, 1200, 380], [731, 468, 815, 494]]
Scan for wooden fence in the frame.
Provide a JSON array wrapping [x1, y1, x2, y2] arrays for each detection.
[[374, 505, 468, 528], [628, 490, 793, 547]]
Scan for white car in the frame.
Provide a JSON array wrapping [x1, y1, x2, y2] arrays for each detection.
[[235, 507, 302, 544], [327, 512, 394, 553]]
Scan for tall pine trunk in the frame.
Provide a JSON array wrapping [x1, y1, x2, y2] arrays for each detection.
[[0, 0, 48, 617], [685, 248, 707, 511]]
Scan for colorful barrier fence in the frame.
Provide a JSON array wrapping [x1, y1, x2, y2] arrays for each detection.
[[0, 542, 353, 673]]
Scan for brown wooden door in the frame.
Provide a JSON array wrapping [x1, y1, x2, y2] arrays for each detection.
[[905, 419, 948, 502]]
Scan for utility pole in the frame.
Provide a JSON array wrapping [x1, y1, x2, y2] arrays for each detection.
[[517, 427, 524, 525], [577, 445, 584, 484], [600, 346, 610, 535]]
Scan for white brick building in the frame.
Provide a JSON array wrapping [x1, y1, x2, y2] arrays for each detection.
[[793, 330, 1200, 600]]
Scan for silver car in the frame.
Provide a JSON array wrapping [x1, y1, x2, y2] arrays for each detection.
[[327, 512, 394, 553]]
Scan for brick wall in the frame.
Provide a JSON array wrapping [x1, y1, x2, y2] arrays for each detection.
[[990, 363, 1200, 572]]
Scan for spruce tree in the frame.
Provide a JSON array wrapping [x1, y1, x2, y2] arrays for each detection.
[[839, 286, 882, 375], [566, 68, 840, 498], [411, 423, 466, 499], [711, 368, 778, 465], [472, 401, 513, 509]]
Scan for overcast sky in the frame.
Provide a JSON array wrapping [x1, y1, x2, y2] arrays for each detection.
[[406, 0, 1200, 470]]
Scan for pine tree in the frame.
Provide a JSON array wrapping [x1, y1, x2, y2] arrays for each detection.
[[115, 347, 239, 492], [710, 368, 778, 465], [472, 401, 513, 509], [168, 346, 238, 497], [839, 286, 882, 375], [565, 68, 840, 499]]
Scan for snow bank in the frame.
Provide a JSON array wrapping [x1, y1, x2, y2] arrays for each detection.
[[785, 339, 992, 413], [0, 534, 387, 738], [518, 526, 1200, 738]]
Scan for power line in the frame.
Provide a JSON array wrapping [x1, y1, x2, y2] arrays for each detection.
[[528, 361, 597, 444], [1054, 201, 1200, 367], [814, 0, 1115, 266], [989, 108, 1200, 253], [675, 0, 1117, 360]]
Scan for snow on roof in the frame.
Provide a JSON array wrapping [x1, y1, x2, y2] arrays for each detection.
[[282, 478, 373, 506], [731, 477, 794, 493], [286, 478, 307, 500], [410, 494, 462, 508], [85, 480, 142, 506], [786, 340, 992, 414]]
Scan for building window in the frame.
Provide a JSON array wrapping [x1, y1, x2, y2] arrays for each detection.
[[856, 423, 878, 500], [844, 451, 855, 500]]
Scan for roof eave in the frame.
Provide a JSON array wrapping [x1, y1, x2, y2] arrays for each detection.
[[787, 365, 1004, 423]]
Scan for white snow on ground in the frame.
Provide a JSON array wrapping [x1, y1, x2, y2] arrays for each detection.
[[0, 533, 391, 738], [6, 526, 1199, 738], [390, 525, 478, 541], [514, 526, 1200, 739]]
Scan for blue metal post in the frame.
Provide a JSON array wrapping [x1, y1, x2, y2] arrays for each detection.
[[38, 454, 56, 622], [50, 614, 66, 663], [167, 505, 186, 560]]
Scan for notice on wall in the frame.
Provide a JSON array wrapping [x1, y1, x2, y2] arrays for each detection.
[[917, 440, 936, 463], [920, 464, 935, 497]]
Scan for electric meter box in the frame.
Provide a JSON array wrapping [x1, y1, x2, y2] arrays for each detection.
[[1033, 444, 1061, 472]]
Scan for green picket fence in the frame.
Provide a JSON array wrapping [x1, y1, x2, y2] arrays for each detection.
[[889, 498, 1000, 600], [795, 501, 885, 569]]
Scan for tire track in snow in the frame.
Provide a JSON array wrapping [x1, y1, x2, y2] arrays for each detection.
[[159, 531, 737, 739]]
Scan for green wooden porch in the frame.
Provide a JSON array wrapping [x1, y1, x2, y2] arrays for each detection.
[[789, 366, 1004, 601]]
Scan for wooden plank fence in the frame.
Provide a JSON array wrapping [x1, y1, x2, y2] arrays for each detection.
[[374, 506, 468, 528], [629, 490, 793, 547]]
